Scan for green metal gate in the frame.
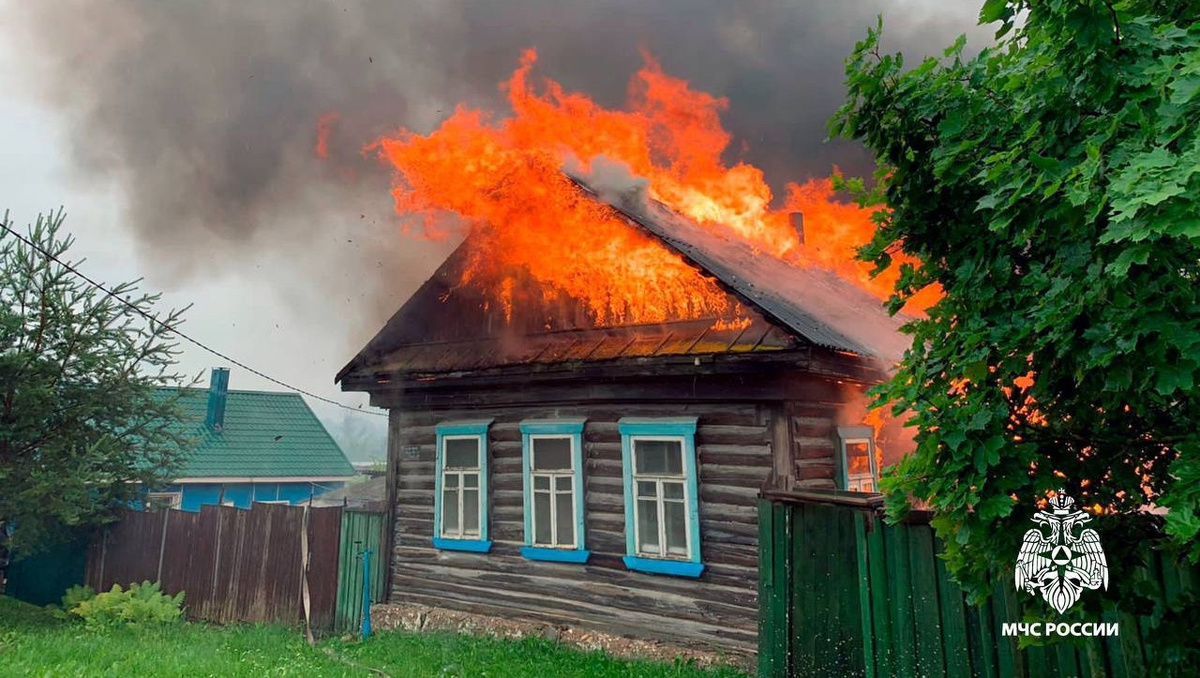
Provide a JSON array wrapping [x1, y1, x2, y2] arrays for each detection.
[[334, 509, 387, 633]]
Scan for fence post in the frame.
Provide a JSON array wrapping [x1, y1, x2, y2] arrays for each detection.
[[155, 508, 170, 583], [361, 547, 373, 640], [96, 529, 108, 590], [211, 506, 223, 615], [300, 504, 314, 644]]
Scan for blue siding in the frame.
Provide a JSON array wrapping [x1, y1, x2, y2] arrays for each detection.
[[174, 481, 345, 511]]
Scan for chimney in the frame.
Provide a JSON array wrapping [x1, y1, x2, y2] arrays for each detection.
[[205, 367, 230, 431], [789, 212, 805, 245]]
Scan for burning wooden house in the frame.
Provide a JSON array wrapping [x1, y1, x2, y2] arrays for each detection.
[[336, 175, 912, 658]]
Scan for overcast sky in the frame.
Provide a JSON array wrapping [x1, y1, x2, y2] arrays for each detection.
[[0, 1, 989, 460]]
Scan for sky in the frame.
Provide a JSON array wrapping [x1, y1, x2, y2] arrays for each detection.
[[0, 1, 990, 462]]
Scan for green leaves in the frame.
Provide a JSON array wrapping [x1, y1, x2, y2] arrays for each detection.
[[834, 0, 1200, 665], [0, 211, 193, 555]]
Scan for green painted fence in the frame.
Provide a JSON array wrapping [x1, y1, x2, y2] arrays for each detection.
[[334, 509, 388, 633], [758, 492, 1198, 678], [4, 535, 88, 606]]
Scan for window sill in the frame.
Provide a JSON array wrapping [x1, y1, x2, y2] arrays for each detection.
[[432, 538, 492, 553], [622, 556, 704, 578], [520, 546, 590, 563]]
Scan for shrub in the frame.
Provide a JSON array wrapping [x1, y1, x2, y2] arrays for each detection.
[[60, 584, 95, 611], [69, 581, 184, 629]]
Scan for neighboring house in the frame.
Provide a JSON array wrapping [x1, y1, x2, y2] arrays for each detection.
[[150, 368, 356, 512], [310, 475, 387, 512], [336, 179, 912, 658]]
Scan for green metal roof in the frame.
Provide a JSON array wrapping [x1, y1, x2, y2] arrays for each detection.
[[163, 387, 355, 479]]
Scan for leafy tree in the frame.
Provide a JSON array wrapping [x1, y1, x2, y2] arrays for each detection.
[[1, 211, 193, 554], [832, 0, 1200, 650]]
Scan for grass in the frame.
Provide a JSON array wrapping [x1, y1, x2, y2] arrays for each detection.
[[0, 596, 748, 677]]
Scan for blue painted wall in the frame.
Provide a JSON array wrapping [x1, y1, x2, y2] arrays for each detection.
[[157, 481, 345, 512]]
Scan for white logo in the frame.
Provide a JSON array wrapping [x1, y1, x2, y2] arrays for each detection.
[[1015, 491, 1108, 613]]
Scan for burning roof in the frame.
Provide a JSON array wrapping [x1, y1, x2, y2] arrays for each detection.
[[336, 179, 909, 383], [335, 50, 922, 385]]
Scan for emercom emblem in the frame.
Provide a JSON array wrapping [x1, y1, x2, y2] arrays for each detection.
[[1015, 491, 1108, 613]]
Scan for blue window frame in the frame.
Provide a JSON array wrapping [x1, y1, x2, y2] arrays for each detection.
[[618, 417, 704, 578], [519, 419, 589, 563], [433, 419, 493, 552]]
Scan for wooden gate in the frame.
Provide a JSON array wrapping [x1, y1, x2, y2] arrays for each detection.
[[758, 491, 1199, 678], [334, 509, 387, 633], [86, 504, 343, 629]]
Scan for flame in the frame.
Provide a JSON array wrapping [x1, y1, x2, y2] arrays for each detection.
[[315, 112, 339, 160], [368, 49, 937, 327]]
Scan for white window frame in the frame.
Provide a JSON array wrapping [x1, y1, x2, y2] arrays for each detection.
[[519, 419, 589, 563], [629, 435, 694, 560], [439, 434, 484, 540], [146, 492, 181, 510], [618, 417, 704, 578], [837, 425, 879, 493], [433, 419, 493, 552], [528, 434, 579, 549]]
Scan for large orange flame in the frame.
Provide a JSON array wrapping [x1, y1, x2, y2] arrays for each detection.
[[369, 49, 935, 326]]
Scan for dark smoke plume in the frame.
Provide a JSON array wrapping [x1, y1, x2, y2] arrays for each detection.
[[6, 1, 988, 330]]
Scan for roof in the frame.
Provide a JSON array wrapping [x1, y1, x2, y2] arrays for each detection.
[[339, 176, 908, 383], [163, 387, 355, 480], [312, 475, 387, 510], [579, 177, 912, 362]]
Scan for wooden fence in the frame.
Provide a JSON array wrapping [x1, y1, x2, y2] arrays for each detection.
[[87, 504, 345, 629], [758, 492, 1199, 678]]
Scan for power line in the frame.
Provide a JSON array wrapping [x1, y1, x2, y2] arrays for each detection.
[[1, 219, 388, 418]]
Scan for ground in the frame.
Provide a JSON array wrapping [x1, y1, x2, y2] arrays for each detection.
[[0, 596, 748, 677]]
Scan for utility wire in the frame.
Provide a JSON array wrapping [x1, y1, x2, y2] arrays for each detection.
[[1, 219, 387, 418]]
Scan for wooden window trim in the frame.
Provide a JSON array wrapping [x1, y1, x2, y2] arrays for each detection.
[[433, 419, 493, 552], [837, 425, 880, 494], [519, 419, 589, 564], [618, 417, 704, 578], [145, 491, 181, 510]]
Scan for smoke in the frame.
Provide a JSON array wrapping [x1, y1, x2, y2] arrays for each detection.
[[3, 0, 988, 330], [564, 155, 650, 211]]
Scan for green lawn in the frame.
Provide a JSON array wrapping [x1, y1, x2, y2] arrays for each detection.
[[0, 596, 748, 677]]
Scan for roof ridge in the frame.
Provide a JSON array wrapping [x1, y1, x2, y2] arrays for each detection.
[[160, 386, 307, 398]]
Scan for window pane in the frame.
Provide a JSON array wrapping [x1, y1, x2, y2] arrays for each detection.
[[445, 438, 480, 468], [462, 474, 478, 489], [664, 501, 688, 556], [534, 492, 552, 544], [663, 482, 684, 500], [637, 499, 660, 554], [532, 437, 572, 470], [442, 488, 459, 535], [636, 480, 658, 498], [555, 492, 574, 546], [533, 475, 551, 491], [462, 489, 479, 536], [844, 441, 872, 475], [635, 439, 683, 475], [444, 474, 458, 489], [555, 475, 573, 493]]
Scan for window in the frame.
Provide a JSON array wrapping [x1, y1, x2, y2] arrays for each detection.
[[619, 417, 703, 578], [434, 420, 493, 552], [837, 426, 879, 493], [519, 419, 588, 563], [145, 492, 181, 510]]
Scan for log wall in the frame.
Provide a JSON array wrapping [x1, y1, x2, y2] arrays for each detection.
[[380, 370, 874, 655]]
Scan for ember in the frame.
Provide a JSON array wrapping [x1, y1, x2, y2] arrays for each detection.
[[367, 49, 936, 326]]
